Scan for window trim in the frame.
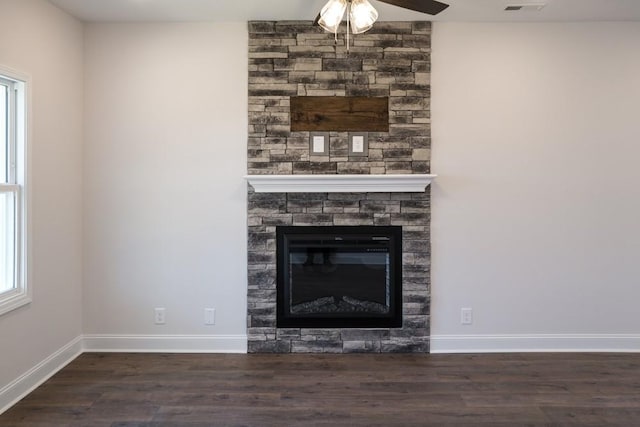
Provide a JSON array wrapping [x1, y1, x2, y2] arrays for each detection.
[[0, 65, 30, 316]]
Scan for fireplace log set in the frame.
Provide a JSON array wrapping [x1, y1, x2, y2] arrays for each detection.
[[291, 295, 388, 314]]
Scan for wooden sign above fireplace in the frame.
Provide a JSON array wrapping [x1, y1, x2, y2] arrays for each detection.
[[290, 96, 389, 132]]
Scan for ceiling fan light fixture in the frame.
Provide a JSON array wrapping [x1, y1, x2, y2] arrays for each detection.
[[349, 0, 378, 34], [318, 0, 348, 33]]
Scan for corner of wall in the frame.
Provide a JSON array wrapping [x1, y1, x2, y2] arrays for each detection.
[[0, 336, 83, 415]]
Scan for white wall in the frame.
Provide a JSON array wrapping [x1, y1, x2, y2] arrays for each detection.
[[431, 22, 640, 351], [83, 23, 248, 350], [0, 0, 84, 401]]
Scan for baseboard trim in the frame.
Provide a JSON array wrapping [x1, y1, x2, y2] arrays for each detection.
[[82, 334, 248, 353], [0, 335, 83, 415], [430, 334, 640, 353]]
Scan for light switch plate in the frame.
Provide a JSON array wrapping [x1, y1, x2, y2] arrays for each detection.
[[349, 132, 368, 157], [309, 132, 329, 156]]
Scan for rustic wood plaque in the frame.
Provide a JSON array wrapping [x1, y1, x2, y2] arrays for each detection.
[[290, 96, 389, 132]]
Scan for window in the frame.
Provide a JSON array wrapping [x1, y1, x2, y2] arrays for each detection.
[[0, 67, 28, 315]]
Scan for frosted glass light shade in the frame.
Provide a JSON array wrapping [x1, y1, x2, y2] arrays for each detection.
[[318, 0, 347, 33], [350, 0, 378, 34]]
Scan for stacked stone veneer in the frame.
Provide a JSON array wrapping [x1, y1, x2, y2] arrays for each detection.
[[247, 21, 431, 353]]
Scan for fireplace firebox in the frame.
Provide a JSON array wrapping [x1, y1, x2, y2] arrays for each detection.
[[276, 226, 402, 328]]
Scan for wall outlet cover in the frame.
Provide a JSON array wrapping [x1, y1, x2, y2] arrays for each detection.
[[461, 308, 473, 325], [154, 307, 166, 325]]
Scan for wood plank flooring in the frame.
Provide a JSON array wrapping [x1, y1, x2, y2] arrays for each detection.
[[1, 352, 639, 426]]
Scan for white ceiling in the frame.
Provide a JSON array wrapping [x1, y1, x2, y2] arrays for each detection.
[[47, 0, 640, 22]]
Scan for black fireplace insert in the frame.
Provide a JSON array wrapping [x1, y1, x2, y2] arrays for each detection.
[[276, 226, 402, 328]]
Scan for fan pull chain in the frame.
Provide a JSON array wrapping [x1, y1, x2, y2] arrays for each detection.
[[346, 2, 350, 53]]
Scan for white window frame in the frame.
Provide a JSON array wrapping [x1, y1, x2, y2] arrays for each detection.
[[0, 65, 30, 316]]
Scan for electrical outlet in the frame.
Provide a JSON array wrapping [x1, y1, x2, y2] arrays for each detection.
[[461, 308, 473, 325], [154, 307, 166, 325], [204, 308, 216, 325]]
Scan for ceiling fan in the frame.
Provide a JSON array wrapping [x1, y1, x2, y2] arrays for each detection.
[[314, 0, 450, 34]]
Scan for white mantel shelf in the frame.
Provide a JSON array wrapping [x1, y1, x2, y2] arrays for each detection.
[[245, 174, 436, 193]]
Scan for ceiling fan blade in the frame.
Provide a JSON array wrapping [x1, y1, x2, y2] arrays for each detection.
[[313, 12, 321, 26], [376, 0, 449, 15]]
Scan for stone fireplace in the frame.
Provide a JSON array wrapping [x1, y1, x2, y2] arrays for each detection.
[[247, 21, 431, 353]]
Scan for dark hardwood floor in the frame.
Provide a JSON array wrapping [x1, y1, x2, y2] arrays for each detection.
[[1, 352, 640, 426]]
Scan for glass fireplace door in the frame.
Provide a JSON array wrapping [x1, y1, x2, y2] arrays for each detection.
[[277, 226, 402, 328]]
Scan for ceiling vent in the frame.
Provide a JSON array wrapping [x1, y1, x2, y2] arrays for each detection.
[[505, 3, 546, 12]]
